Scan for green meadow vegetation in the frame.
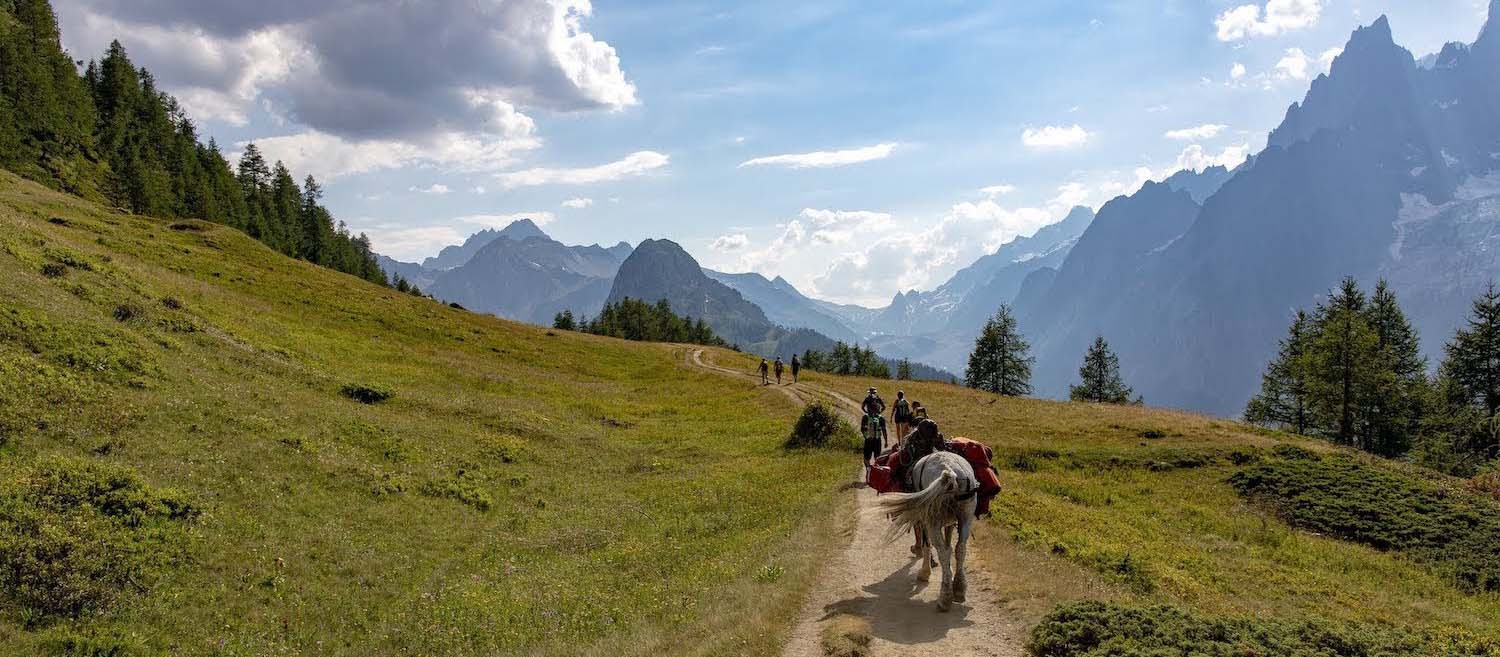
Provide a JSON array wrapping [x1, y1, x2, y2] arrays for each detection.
[[0, 171, 854, 656], [799, 374, 1500, 655]]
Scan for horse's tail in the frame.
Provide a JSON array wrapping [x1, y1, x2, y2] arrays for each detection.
[[876, 466, 960, 543]]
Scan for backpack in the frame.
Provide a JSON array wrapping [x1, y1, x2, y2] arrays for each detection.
[[894, 398, 911, 422]]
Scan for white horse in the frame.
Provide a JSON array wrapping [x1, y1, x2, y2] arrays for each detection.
[[876, 450, 978, 612]]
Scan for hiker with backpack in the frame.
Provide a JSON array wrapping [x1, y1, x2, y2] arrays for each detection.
[[892, 391, 913, 445], [790, 354, 800, 383], [774, 356, 784, 384], [758, 358, 769, 385]]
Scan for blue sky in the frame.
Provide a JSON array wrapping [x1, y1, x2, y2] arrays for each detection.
[[56, 0, 1494, 305]]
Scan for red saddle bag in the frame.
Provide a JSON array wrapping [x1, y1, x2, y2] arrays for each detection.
[[946, 437, 1002, 514], [868, 452, 902, 494]]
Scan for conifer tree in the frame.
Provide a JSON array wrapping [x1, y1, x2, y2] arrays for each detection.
[[897, 359, 912, 381], [1245, 310, 1314, 434], [1307, 277, 1380, 447], [1070, 336, 1135, 404], [965, 305, 1033, 396], [1364, 279, 1426, 455], [1444, 282, 1500, 416]]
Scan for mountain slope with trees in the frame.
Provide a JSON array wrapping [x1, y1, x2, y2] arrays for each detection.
[[0, 2, 387, 286]]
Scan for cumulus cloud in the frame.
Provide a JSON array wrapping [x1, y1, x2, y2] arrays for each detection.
[[739, 143, 898, 169], [1164, 124, 1228, 140], [979, 184, 1017, 197], [495, 151, 670, 188], [561, 197, 594, 208], [710, 233, 749, 252], [1021, 124, 1091, 150], [1174, 143, 1250, 172], [1318, 47, 1342, 71], [1274, 48, 1312, 80], [410, 183, 451, 195], [55, 0, 636, 173], [1214, 0, 1322, 41], [1231, 62, 1247, 80], [247, 128, 540, 180]]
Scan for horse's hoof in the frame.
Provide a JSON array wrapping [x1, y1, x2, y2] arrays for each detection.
[[916, 571, 930, 582], [937, 598, 952, 612], [952, 589, 966, 603]]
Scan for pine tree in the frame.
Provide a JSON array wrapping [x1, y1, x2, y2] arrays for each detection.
[[553, 310, 576, 331], [1307, 277, 1380, 447], [1445, 282, 1500, 416], [1070, 336, 1135, 404], [965, 305, 1033, 396], [1245, 310, 1315, 433], [1364, 279, 1426, 455], [897, 359, 912, 381]]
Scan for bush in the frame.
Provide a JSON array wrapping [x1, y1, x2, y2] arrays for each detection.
[[1230, 451, 1500, 592], [341, 382, 392, 404], [1025, 601, 1487, 657], [419, 470, 494, 511], [785, 402, 857, 450], [0, 458, 198, 623]]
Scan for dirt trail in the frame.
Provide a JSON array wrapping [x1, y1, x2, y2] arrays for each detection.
[[685, 349, 1026, 657]]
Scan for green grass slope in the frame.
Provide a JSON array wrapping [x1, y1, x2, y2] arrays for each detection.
[[0, 171, 852, 656], [793, 374, 1500, 653]]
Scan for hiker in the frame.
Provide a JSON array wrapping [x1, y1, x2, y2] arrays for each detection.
[[892, 391, 912, 444], [861, 387, 887, 447], [758, 358, 769, 385], [774, 356, 784, 384], [790, 354, 800, 382]]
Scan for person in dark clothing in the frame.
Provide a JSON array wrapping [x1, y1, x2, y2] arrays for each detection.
[[790, 354, 800, 383], [757, 358, 769, 385], [892, 391, 912, 446], [774, 356, 784, 384], [861, 387, 887, 448]]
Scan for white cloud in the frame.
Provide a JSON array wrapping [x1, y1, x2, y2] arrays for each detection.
[[248, 128, 540, 181], [410, 183, 451, 194], [1274, 47, 1312, 80], [1021, 124, 1091, 150], [1164, 124, 1228, 140], [1318, 47, 1342, 71], [710, 233, 749, 251], [561, 197, 594, 208], [1231, 62, 1247, 80], [495, 150, 670, 187], [979, 184, 1017, 197], [1214, 0, 1322, 41], [1174, 143, 1250, 172], [471, 185, 487, 194], [739, 143, 898, 169]]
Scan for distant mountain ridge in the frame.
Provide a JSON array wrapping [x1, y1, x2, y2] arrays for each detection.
[[376, 220, 633, 323], [1013, 7, 1500, 414]]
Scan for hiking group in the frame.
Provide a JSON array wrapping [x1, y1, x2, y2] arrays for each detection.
[[758, 354, 799, 385], [861, 387, 1000, 519]]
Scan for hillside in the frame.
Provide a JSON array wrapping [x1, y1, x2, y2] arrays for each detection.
[[782, 365, 1500, 653], [0, 171, 851, 656]]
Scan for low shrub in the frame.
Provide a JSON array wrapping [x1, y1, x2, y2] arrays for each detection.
[[419, 470, 493, 511], [40, 263, 66, 278], [41, 625, 155, 657], [1231, 451, 1500, 592], [0, 457, 198, 624], [112, 304, 140, 322], [1025, 601, 1491, 657], [785, 402, 857, 450], [341, 382, 392, 404]]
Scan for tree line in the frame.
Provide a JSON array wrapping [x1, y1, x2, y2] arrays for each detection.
[[0, 1, 388, 286], [800, 342, 892, 379], [554, 298, 725, 347], [964, 305, 1137, 404], [1246, 277, 1500, 475]]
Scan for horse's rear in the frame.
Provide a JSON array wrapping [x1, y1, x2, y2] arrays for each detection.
[[874, 451, 978, 611]]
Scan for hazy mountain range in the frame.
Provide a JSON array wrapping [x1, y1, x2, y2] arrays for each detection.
[[377, 4, 1500, 415]]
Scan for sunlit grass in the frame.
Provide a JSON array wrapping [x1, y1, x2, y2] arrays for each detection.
[[0, 171, 850, 656]]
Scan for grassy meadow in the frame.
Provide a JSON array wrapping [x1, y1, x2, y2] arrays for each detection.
[[0, 171, 854, 657]]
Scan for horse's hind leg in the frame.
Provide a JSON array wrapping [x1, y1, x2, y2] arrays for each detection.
[[916, 527, 932, 582], [952, 516, 972, 603], [932, 521, 955, 612]]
